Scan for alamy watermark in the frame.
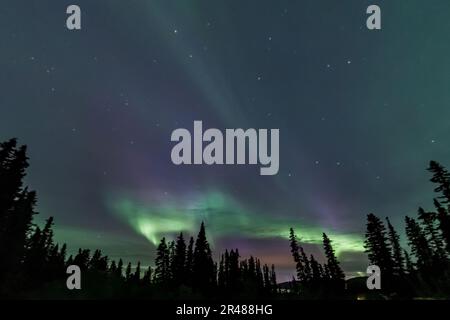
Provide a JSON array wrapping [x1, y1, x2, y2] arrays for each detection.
[[170, 121, 279, 176]]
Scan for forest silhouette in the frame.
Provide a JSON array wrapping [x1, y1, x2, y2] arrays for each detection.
[[1, 138, 450, 299]]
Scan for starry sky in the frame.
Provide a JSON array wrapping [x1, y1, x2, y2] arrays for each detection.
[[2, 0, 450, 281]]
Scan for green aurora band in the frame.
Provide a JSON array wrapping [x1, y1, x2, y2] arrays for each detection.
[[108, 191, 364, 256]]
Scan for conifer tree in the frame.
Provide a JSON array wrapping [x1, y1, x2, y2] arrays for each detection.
[[309, 254, 322, 281], [434, 199, 450, 254], [270, 264, 277, 293], [154, 237, 170, 284], [322, 233, 345, 281], [364, 213, 394, 275], [116, 258, 123, 278], [386, 217, 405, 275], [133, 261, 141, 283], [109, 260, 117, 274], [0, 139, 37, 286], [142, 266, 152, 285], [405, 216, 434, 271], [192, 222, 215, 291], [125, 262, 132, 281], [417, 207, 446, 259], [185, 236, 194, 285], [263, 264, 270, 290], [289, 228, 306, 282], [172, 232, 186, 286]]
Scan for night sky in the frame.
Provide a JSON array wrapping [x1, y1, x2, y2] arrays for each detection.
[[2, 0, 450, 281]]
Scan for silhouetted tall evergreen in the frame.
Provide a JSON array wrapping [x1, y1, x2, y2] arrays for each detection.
[[299, 246, 312, 282], [142, 266, 152, 285], [289, 228, 311, 283], [192, 222, 215, 291], [364, 213, 394, 275], [0, 139, 37, 293], [125, 262, 132, 281], [417, 207, 446, 260], [109, 260, 117, 274], [154, 237, 170, 284], [270, 264, 277, 293], [185, 236, 194, 285], [434, 199, 450, 254], [385, 217, 405, 275], [116, 259, 123, 277], [405, 216, 434, 271], [133, 261, 141, 283], [309, 254, 322, 281], [172, 232, 186, 286], [322, 233, 345, 281], [289, 228, 303, 282]]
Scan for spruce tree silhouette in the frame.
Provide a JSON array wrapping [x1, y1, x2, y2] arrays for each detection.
[[133, 261, 141, 283], [0, 139, 37, 294], [386, 217, 405, 275], [116, 258, 124, 277], [192, 222, 215, 293], [322, 233, 345, 282], [299, 246, 312, 282], [154, 237, 170, 284], [405, 216, 434, 272], [364, 213, 394, 276], [172, 232, 186, 286], [109, 260, 117, 274], [289, 228, 307, 284], [185, 236, 194, 286], [417, 207, 446, 260], [142, 266, 152, 285], [309, 254, 322, 282], [125, 262, 132, 282], [433, 199, 450, 254]]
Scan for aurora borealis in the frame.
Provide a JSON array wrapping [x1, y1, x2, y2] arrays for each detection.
[[2, 0, 450, 281]]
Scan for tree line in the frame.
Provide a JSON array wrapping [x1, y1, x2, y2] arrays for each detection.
[[0, 139, 277, 298], [1, 138, 450, 299], [360, 161, 450, 297]]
